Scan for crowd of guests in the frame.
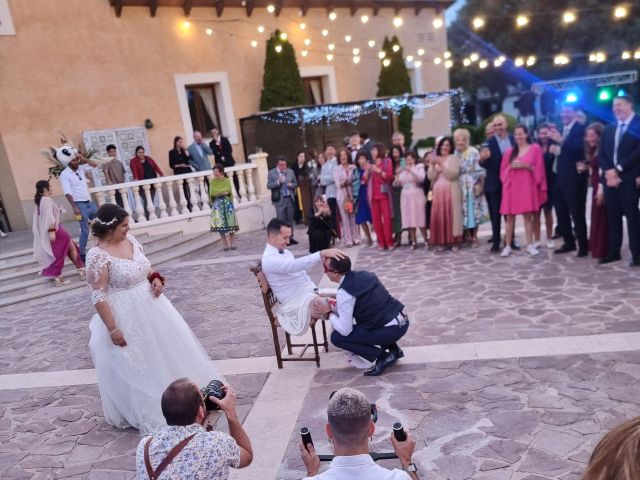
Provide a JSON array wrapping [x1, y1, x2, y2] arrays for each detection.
[[268, 95, 640, 268]]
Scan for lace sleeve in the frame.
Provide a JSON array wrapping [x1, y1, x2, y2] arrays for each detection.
[[86, 248, 110, 305], [128, 233, 144, 255]]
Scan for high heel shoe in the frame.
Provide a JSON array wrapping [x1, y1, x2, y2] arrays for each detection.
[[54, 276, 71, 287], [77, 268, 86, 280]]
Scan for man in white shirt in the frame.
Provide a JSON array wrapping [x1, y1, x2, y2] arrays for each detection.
[[261, 218, 344, 336], [300, 388, 419, 480], [59, 152, 99, 263], [320, 143, 339, 233], [322, 255, 409, 376]]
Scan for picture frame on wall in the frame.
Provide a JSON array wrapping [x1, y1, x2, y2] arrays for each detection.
[[0, 0, 16, 36]]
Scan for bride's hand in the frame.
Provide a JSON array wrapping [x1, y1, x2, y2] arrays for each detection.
[[151, 278, 164, 298], [110, 329, 127, 347]]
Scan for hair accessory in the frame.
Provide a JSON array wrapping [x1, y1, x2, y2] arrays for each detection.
[[93, 217, 118, 226]]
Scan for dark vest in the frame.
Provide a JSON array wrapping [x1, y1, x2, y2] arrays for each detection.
[[340, 271, 404, 331]]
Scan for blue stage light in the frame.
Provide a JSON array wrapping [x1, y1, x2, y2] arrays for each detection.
[[565, 92, 579, 103]]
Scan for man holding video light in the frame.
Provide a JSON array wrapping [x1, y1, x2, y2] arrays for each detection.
[[300, 388, 419, 479]]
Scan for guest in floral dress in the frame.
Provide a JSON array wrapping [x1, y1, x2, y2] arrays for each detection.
[[455, 129, 489, 248], [209, 164, 238, 251], [334, 149, 360, 247], [395, 151, 427, 249]]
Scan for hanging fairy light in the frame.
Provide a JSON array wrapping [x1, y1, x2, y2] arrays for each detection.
[[279, 32, 288, 40], [562, 11, 577, 24], [205, 28, 213, 35], [392, 44, 400, 52], [444, 59, 453, 68], [266, 4, 275, 13], [378, 51, 386, 59], [470, 52, 479, 62], [383, 58, 391, 67], [182, 20, 191, 29], [361, 14, 369, 24], [463, 58, 471, 67], [433, 17, 444, 29], [515, 57, 524, 67], [414, 60, 422, 67], [304, 38, 311, 46], [301, 50, 308, 57], [257, 25, 265, 33], [327, 53, 334, 61], [275, 44, 283, 53], [417, 48, 425, 56], [479, 59, 488, 69], [250, 40, 258, 47], [352, 48, 360, 55], [328, 11, 337, 21], [554, 54, 570, 65], [368, 40, 376, 48], [344, 35, 352, 42], [443, 51, 451, 59], [516, 15, 529, 27], [322, 29, 329, 37], [494, 55, 505, 67], [526, 55, 536, 66], [472, 17, 485, 29], [622, 51, 631, 59], [434, 57, 442, 65], [407, 55, 414, 62], [393, 16, 404, 28], [328, 43, 335, 51], [353, 56, 361, 64], [299, 22, 306, 30], [614, 5, 628, 19], [589, 51, 606, 63]]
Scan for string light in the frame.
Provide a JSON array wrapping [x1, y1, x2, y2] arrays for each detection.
[[494, 55, 505, 67], [299, 22, 306, 30], [279, 32, 288, 40], [516, 15, 529, 27], [562, 11, 577, 24], [353, 56, 361, 64], [352, 48, 360, 55], [417, 48, 425, 56], [304, 38, 311, 46], [433, 17, 444, 29], [434, 57, 442, 65], [614, 5, 628, 18], [328, 11, 337, 21], [470, 52, 479, 62], [266, 4, 275, 13], [392, 44, 400, 52], [205, 28, 213, 35], [275, 44, 282, 53], [472, 17, 485, 29], [589, 51, 606, 63], [463, 58, 471, 67], [526, 55, 536, 66], [257, 25, 265, 33], [250, 40, 258, 47], [182, 20, 191, 29], [622, 51, 631, 59], [515, 57, 524, 67], [479, 59, 488, 69], [328, 43, 335, 51], [327, 53, 334, 61], [635, 50, 640, 59], [322, 29, 329, 37], [407, 55, 414, 62], [368, 40, 376, 48], [393, 16, 404, 28], [361, 14, 369, 24], [378, 51, 386, 59], [301, 50, 308, 57], [383, 58, 391, 67], [554, 54, 570, 65], [414, 60, 422, 67], [443, 51, 451, 59], [344, 35, 352, 42], [444, 59, 453, 68]]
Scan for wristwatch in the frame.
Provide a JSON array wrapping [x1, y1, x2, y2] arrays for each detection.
[[402, 463, 418, 473]]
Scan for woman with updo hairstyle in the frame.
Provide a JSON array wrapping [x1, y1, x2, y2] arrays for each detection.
[[85, 203, 224, 433], [209, 163, 239, 251], [32, 179, 85, 286]]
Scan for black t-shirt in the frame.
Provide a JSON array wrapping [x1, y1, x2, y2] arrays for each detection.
[[142, 160, 157, 180]]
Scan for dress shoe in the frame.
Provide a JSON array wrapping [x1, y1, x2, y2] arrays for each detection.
[[598, 254, 621, 265], [364, 351, 395, 376], [289, 238, 299, 245], [554, 244, 576, 254], [388, 344, 404, 360], [490, 245, 500, 253], [511, 242, 521, 251], [576, 249, 589, 258], [630, 256, 640, 267]]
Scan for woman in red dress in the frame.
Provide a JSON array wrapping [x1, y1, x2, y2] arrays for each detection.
[[365, 144, 395, 251], [585, 123, 608, 259]]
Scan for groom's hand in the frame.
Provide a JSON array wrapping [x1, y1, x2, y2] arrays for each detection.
[[320, 248, 347, 260]]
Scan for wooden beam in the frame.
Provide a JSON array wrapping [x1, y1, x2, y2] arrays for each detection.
[[149, 0, 158, 17], [349, 2, 357, 16], [216, 0, 224, 17], [245, 0, 255, 16], [300, 0, 310, 16], [372, 2, 380, 16], [414, 5, 423, 15], [113, 0, 123, 17], [274, 0, 283, 17], [183, 0, 193, 17]]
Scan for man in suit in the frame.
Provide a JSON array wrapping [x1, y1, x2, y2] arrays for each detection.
[[552, 104, 589, 257], [187, 131, 213, 172], [598, 95, 640, 266], [267, 156, 299, 245], [479, 114, 516, 253], [209, 126, 239, 193], [347, 131, 362, 163]]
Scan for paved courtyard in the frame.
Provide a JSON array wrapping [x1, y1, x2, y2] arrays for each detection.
[[1, 225, 639, 479]]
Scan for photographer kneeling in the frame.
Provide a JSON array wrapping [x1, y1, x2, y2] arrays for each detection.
[[300, 388, 419, 479], [136, 378, 253, 479]]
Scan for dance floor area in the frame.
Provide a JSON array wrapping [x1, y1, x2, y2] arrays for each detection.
[[1, 225, 639, 479]]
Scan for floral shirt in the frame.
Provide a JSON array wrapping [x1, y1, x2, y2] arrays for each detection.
[[136, 424, 240, 480]]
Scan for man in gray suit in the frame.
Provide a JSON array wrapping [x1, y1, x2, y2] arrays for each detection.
[[267, 156, 299, 245], [187, 131, 213, 172]]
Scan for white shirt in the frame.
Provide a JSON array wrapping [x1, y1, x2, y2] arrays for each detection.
[[321, 158, 338, 198], [261, 244, 321, 304], [59, 164, 93, 201], [329, 276, 356, 336], [614, 113, 635, 168], [303, 454, 411, 480], [562, 120, 576, 140]]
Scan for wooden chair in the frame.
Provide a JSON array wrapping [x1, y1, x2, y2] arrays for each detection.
[[250, 261, 329, 368]]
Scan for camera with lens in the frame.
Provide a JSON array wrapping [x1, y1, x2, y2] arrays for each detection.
[[201, 380, 226, 410]]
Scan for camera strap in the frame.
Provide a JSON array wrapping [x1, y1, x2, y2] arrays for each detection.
[[144, 433, 197, 480]]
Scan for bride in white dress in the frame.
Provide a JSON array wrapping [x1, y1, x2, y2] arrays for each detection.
[[86, 204, 223, 434]]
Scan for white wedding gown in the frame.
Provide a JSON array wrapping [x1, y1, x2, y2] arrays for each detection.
[[86, 234, 223, 434]]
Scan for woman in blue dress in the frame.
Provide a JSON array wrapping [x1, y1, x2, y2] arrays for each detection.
[[355, 152, 373, 246]]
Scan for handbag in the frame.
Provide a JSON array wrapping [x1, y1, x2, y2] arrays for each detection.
[[271, 187, 281, 203], [343, 197, 354, 214]]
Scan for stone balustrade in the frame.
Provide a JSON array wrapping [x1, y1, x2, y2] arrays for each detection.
[[88, 153, 271, 231]]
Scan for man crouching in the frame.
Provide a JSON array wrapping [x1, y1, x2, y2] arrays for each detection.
[[323, 256, 409, 376]]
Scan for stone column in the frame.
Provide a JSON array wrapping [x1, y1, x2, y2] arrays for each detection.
[[248, 152, 269, 199]]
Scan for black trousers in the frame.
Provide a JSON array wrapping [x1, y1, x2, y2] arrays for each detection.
[[555, 180, 588, 251], [331, 320, 409, 362], [485, 190, 502, 247], [604, 180, 640, 257]]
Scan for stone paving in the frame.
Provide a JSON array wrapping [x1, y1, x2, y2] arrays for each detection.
[[1, 226, 640, 479]]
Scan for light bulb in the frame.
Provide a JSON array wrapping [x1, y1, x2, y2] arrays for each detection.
[[562, 11, 576, 24], [352, 48, 360, 55], [515, 57, 524, 67], [417, 48, 425, 56], [407, 55, 414, 62], [434, 57, 442, 65], [614, 5, 628, 18], [392, 44, 400, 52], [327, 53, 334, 61], [301, 50, 308, 57], [470, 53, 479, 62], [516, 15, 529, 27], [414, 60, 422, 67], [443, 51, 451, 59], [205, 28, 213, 35], [275, 44, 282, 53], [257, 25, 265, 33], [182, 20, 191, 29], [250, 40, 258, 47], [266, 4, 275, 13], [279, 32, 288, 40], [344, 35, 352, 42], [621, 51, 631, 60], [383, 58, 391, 67], [479, 59, 488, 69], [463, 58, 471, 67], [322, 29, 329, 37], [368, 40, 376, 48], [361, 15, 369, 24], [472, 17, 485, 29], [378, 51, 386, 59], [526, 55, 536, 66], [353, 56, 361, 64], [328, 11, 337, 21], [393, 16, 404, 28], [444, 59, 453, 68], [299, 23, 306, 30], [304, 38, 311, 46], [328, 43, 335, 51], [433, 17, 444, 29]]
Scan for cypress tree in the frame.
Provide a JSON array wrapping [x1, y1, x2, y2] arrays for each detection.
[[377, 36, 413, 147], [259, 30, 305, 111]]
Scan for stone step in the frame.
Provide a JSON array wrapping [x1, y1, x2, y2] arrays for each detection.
[[0, 232, 214, 307]]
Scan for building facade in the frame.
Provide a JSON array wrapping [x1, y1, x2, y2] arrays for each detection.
[[0, 0, 452, 230]]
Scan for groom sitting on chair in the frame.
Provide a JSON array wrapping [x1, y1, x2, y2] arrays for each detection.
[[323, 256, 409, 376], [262, 218, 345, 336]]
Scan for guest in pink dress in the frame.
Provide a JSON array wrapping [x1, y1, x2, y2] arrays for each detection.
[[334, 148, 361, 247], [499, 125, 548, 257], [395, 151, 427, 249], [365, 144, 395, 251], [32, 180, 85, 286], [585, 123, 608, 259]]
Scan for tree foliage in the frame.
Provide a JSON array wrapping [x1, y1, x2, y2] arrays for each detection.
[[259, 30, 305, 111], [377, 36, 414, 147], [448, 0, 640, 103]]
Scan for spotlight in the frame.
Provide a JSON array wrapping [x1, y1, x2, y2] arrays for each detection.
[[562, 11, 576, 24], [614, 5, 628, 18]]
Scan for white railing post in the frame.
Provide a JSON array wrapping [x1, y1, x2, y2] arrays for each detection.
[[237, 170, 248, 203], [132, 187, 146, 223], [230, 172, 240, 206], [248, 152, 269, 198], [187, 178, 200, 212], [156, 184, 168, 218], [244, 169, 257, 202], [94, 191, 106, 207], [198, 176, 211, 213], [142, 184, 158, 220], [176, 180, 188, 214], [165, 180, 179, 217], [118, 187, 135, 224]]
